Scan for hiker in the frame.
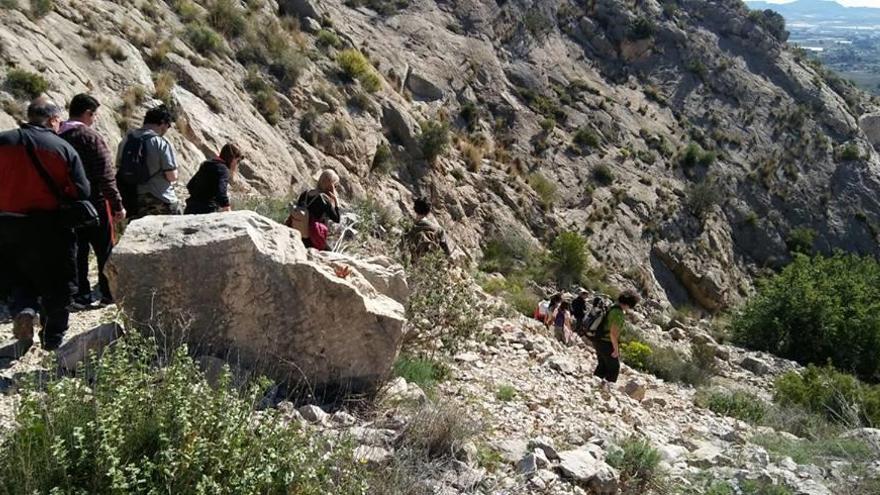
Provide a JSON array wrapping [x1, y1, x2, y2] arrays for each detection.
[[184, 143, 243, 214], [286, 169, 341, 250], [59, 94, 125, 307], [0, 98, 90, 350], [544, 292, 562, 327], [534, 296, 551, 322], [572, 289, 589, 334], [116, 105, 181, 218], [593, 290, 641, 389], [551, 299, 575, 346], [404, 196, 452, 260]]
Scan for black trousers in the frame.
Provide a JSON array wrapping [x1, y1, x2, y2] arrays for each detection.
[[76, 200, 113, 301], [594, 340, 620, 383], [0, 215, 76, 342]]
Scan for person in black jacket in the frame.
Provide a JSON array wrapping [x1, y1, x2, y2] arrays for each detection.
[[184, 143, 243, 214], [293, 169, 341, 251], [0, 98, 90, 350]]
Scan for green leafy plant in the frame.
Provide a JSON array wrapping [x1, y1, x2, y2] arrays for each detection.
[[774, 365, 880, 426], [185, 22, 226, 55], [28, 0, 52, 19], [786, 227, 816, 254], [528, 172, 557, 209], [495, 384, 517, 402], [4, 69, 49, 99], [680, 142, 715, 168], [732, 253, 880, 383], [419, 118, 450, 163], [573, 127, 600, 149], [393, 353, 450, 393], [336, 49, 382, 92], [0, 334, 366, 494], [593, 164, 615, 186], [317, 29, 342, 49], [620, 341, 653, 370], [550, 231, 587, 288], [696, 389, 768, 423], [607, 436, 664, 494], [206, 0, 247, 38]]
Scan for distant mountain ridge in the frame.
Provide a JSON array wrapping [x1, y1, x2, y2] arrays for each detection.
[[746, 0, 880, 23]]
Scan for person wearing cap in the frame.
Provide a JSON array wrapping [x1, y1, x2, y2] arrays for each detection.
[[0, 97, 90, 350], [572, 289, 589, 334]]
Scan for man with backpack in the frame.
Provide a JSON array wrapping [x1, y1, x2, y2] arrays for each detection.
[[571, 289, 589, 334], [59, 94, 125, 307], [404, 196, 451, 261], [116, 105, 181, 218], [590, 290, 641, 389], [0, 98, 90, 350]]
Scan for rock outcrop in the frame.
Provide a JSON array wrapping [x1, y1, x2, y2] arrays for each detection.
[[106, 211, 406, 392]]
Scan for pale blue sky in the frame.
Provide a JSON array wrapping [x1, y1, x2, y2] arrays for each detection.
[[760, 0, 880, 6]]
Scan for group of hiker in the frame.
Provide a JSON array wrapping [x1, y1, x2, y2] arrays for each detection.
[[536, 289, 641, 390], [0, 96, 453, 350]]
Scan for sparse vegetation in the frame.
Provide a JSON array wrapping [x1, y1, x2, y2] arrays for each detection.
[[28, 0, 52, 19], [786, 227, 816, 254], [4, 69, 49, 99], [838, 143, 861, 161], [153, 70, 176, 104], [573, 127, 600, 149], [620, 341, 653, 370], [607, 436, 664, 494], [206, 0, 247, 38], [495, 384, 517, 402], [696, 389, 768, 423], [628, 17, 656, 40], [316, 29, 342, 49], [680, 142, 715, 169], [336, 49, 382, 92], [84, 36, 127, 62], [371, 142, 394, 173], [528, 172, 557, 209], [393, 353, 450, 393], [774, 366, 880, 426], [550, 231, 588, 288], [732, 253, 880, 383], [185, 22, 226, 56], [419, 118, 450, 164], [244, 69, 281, 125], [627, 343, 715, 387], [593, 164, 615, 186]]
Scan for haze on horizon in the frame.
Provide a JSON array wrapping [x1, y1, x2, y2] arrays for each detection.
[[754, 0, 880, 8]]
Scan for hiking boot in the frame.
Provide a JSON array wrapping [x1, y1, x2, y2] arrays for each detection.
[[40, 333, 63, 351], [12, 308, 36, 342]]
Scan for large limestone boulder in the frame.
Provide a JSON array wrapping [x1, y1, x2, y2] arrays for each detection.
[[106, 211, 406, 393]]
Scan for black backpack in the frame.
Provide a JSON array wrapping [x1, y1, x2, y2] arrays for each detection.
[[582, 298, 613, 339], [116, 133, 158, 215], [117, 133, 161, 185]]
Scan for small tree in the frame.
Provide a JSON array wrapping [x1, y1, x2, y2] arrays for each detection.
[[550, 232, 587, 288], [420, 119, 450, 164]]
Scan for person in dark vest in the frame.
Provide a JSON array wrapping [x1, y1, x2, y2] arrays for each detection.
[[184, 143, 243, 214], [0, 98, 90, 350], [404, 196, 451, 260], [59, 94, 125, 307], [572, 289, 589, 334], [594, 290, 641, 390]]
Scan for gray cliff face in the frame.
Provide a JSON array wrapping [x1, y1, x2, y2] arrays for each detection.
[[1, 0, 878, 310]]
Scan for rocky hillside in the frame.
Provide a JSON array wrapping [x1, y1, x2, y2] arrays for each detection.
[[2, 0, 880, 311]]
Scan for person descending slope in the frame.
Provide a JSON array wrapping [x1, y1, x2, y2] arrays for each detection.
[[116, 105, 181, 218], [592, 291, 641, 390], [404, 196, 452, 261], [184, 143, 243, 214], [551, 298, 575, 346], [0, 98, 90, 350], [571, 289, 589, 334], [59, 94, 125, 307]]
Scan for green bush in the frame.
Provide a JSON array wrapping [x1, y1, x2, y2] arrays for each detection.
[[696, 389, 768, 423], [0, 0, 18, 9], [528, 172, 557, 209], [550, 231, 587, 288], [680, 142, 715, 168], [0, 334, 365, 494], [573, 127, 600, 148], [419, 119, 450, 163], [317, 29, 342, 48], [731, 253, 880, 382], [606, 436, 664, 494], [593, 164, 614, 186], [740, 478, 794, 495], [495, 384, 517, 402], [206, 0, 247, 38], [620, 341, 653, 370], [270, 50, 308, 90], [687, 179, 720, 219], [185, 22, 225, 55], [29, 0, 52, 19], [480, 276, 540, 317], [460, 102, 479, 132], [786, 227, 816, 254], [752, 431, 873, 467], [393, 353, 449, 393], [838, 143, 861, 161], [337, 48, 372, 80], [774, 365, 880, 427], [235, 195, 292, 223], [633, 343, 712, 387], [479, 233, 535, 276], [406, 253, 485, 353], [4, 69, 49, 99], [628, 16, 655, 40], [372, 142, 394, 172]]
